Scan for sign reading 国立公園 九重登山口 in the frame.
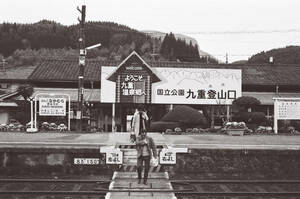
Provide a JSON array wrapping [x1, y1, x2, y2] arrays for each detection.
[[39, 97, 66, 116], [101, 66, 242, 105]]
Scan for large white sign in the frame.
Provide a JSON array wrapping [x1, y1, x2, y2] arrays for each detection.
[[152, 68, 241, 105], [101, 66, 241, 105], [39, 97, 66, 116]]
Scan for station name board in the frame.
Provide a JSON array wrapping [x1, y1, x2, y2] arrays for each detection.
[[39, 97, 66, 116]]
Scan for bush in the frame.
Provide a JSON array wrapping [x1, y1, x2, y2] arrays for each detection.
[[165, 129, 173, 134], [290, 120, 300, 131], [174, 127, 182, 133], [233, 96, 261, 111], [149, 121, 181, 132], [161, 105, 208, 128], [232, 112, 267, 125]]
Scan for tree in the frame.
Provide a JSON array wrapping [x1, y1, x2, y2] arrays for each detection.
[[232, 96, 261, 112], [17, 85, 33, 100]]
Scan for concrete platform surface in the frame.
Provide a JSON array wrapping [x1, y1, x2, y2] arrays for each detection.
[[106, 171, 176, 199], [0, 132, 299, 150]]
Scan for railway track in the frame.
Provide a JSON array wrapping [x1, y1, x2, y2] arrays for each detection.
[[0, 178, 300, 198], [171, 179, 300, 198]]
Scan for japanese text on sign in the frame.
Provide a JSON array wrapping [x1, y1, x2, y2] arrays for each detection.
[[275, 100, 300, 119], [152, 68, 241, 105], [156, 89, 236, 100], [39, 97, 66, 116], [121, 74, 146, 96], [74, 158, 99, 165], [106, 150, 123, 164], [159, 149, 176, 164]]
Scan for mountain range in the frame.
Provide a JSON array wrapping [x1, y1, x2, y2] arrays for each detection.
[[142, 30, 214, 59]]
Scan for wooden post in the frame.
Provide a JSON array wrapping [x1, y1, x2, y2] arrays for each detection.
[[273, 99, 278, 134], [211, 105, 215, 128], [226, 105, 230, 122], [112, 103, 116, 132]]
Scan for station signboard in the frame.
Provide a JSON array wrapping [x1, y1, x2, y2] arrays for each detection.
[[39, 97, 66, 116], [106, 149, 123, 164], [273, 98, 300, 134], [100, 146, 123, 165], [74, 158, 100, 165], [159, 148, 177, 164]]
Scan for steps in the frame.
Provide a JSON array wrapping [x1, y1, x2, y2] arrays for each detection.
[[105, 171, 176, 199]]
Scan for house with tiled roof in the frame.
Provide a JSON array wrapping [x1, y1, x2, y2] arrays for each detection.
[[1, 51, 300, 131], [0, 65, 36, 124]]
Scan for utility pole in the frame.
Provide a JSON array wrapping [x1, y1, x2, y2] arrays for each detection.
[[226, 53, 228, 64], [77, 5, 86, 132], [1, 59, 7, 71]]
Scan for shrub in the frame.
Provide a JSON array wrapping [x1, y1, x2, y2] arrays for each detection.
[[232, 112, 267, 125], [233, 96, 261, 111], [174, 127, 182, 133], [149, 121, 181, 132], [165, 129, 173, 134], [186, 128, 193, 133], [192, 128, 200, 133], [290, 120, 300, 131], [161, 105, 208, 128]]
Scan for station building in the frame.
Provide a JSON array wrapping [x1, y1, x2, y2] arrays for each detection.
[[1, 51, 300, 131]]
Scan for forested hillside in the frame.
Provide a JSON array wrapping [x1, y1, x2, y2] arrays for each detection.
[[248, 46, 300, 64], [0, 20, 204, 67]]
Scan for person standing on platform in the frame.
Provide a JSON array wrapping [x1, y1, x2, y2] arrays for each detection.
[[130, 105, 149, 142], [135, 129, 157, 185]]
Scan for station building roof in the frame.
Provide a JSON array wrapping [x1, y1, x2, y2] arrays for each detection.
[[0, 65, 36, 82], [27, 59, 300, 87], [28, 59, 117, 83]]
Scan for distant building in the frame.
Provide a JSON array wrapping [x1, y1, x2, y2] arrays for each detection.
[[1, 51, 300, 131]]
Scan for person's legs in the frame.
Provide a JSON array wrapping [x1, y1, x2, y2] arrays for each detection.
[[137, 157, 143, 183], [143, 156, 150, 184]]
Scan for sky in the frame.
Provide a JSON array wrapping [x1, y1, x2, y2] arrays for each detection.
[[1, 0, 300, 63]]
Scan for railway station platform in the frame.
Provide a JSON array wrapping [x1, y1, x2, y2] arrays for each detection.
[[0, 131, 300, 150], [105, 171, 176, 199]]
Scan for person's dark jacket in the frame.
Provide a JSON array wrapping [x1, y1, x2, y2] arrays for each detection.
[[136, 136, 157, 159]]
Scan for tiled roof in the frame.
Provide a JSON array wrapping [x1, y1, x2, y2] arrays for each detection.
[[243, 92, 300, 105], [149, 62, 300, 86], [32, 87, 101, 102], [28, 59, 118, 82], [0, 65, 37, 81], [6, 59, 300, 87]]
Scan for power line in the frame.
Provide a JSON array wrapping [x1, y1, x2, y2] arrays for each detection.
[[181, 29, 300, 35]]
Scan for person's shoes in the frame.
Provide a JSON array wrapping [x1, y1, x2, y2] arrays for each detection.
[[138, 179, 142, 184], [143, 180, 148, 185]]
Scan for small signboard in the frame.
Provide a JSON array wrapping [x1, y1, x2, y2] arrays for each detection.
[[106, 149, 123, 164], [274, 97, 300, 134], [100, 146, 124, 165], [39, 97, 66, 116], [74, 158, 100, 165], [159, 148, 176, 164], [275, 100, 300, 119]]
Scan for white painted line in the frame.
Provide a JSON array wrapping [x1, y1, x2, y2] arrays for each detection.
[[172, 143, 300, 149]]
